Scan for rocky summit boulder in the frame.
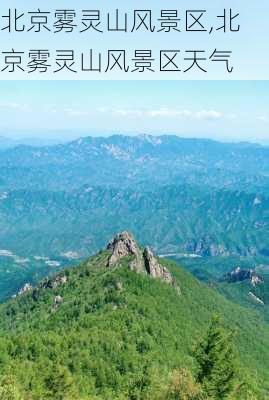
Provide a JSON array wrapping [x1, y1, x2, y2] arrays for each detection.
[[107, 231, 176, 287], [143, 246, 173, 284], [106, 231, 144, 272]]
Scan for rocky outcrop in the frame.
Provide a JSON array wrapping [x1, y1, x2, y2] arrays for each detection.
[[52, 295, 64, 312], [224, 267, 263, 286], [185, 237, 230, 257], [107, 231, 144, 272], [143, 247, 173, 284], [115, 281, 123, 292], [41, 275, 68, 290], [248, 292, 264, 305], [107, 231, 176, 287], [250, 274, 263, 287], [17, 283, 33, 297], [31, 276, 68, 302], [54, 295, 63, 305]]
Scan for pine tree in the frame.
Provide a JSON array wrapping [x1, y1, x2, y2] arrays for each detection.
[[0, 375, 23, 400], [194, 315, 236, 399], [166, 368, 204, 400], [45, 365, 75, 400]]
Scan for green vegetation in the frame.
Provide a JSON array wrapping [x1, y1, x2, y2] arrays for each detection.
[[0, 135, 268, 303], [0, 136, 268, 397], [173, 255, 269, 322], [0, 251, 268, 399], [194, 316, 236, 398], [0, 184, 268, 304], [0, 375, 23, 400]]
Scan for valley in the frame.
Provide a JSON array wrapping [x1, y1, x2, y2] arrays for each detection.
[[0, 134, 268, 398], [0, 135, 268, 305]]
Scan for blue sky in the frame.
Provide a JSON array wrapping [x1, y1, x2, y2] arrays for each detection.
[[0, 2, 268, 143], [0, 81, 268, 144]]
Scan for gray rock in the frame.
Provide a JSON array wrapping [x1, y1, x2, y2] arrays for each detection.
[[107, 231, 144, 272], [107, 232, 178, 289], [143, 246, 173, 284], [224, 267, 263, 286], [115, 281, 123, 291], [54, 295, 63, 305], [52, 295, 64, 312], [41, 275, 68, 290], [17, 283, 33, 296]]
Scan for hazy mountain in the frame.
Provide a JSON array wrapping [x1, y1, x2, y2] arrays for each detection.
[[0, 185, 267, 259], [0, 135, 66, 149], [0, 135, 268, 303], [0, 136, 17, 149], [0, 135, 268, 192]]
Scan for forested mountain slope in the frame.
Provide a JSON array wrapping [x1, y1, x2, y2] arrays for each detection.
[[0, 233, 268, 399]]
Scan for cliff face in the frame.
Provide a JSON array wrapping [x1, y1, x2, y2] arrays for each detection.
[[143, 247, 173, 284], [107, 231, 176, 287], [107, 231, 144, 272], [224, 267, 263, 286]]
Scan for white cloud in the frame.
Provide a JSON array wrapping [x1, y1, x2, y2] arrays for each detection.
[[195, 110, 224, 119], [0, 102, 32, 112], [64, 108, 90, 117], [113, 109, 143, 117], [257, 116, 268, 122], [108, 108, 224, 120]]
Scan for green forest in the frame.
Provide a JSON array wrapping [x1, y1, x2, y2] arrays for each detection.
[[0, 249, 268, 399]]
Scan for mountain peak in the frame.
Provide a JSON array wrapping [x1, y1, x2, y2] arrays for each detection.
[[106, 231, 176, 287], [107, 231, 143, 269]]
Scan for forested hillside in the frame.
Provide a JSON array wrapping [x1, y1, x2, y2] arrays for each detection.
[[0, 233, 268, 399]]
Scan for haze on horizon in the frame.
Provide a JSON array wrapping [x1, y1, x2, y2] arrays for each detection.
[[0, 81, 268, 145]]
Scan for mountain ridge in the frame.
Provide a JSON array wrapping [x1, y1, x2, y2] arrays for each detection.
[[0, 134, 268, 192], [0, 231, 269, 399]]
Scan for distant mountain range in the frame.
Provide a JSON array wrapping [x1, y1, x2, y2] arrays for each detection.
[[0, 135, 66, 148], [0, 134, 268, 304], [0, 135, 268, 192], [0, 184, 267, 257]]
